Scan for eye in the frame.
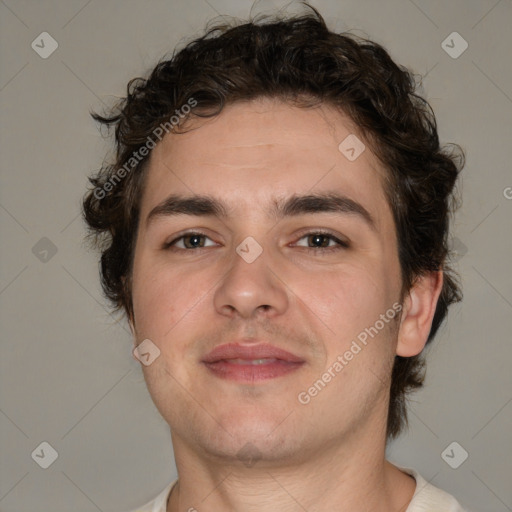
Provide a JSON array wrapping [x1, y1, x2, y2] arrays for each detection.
[[164, 232, 217, 250], [293, 231, 349, 253], [163, 230, 349, 253]]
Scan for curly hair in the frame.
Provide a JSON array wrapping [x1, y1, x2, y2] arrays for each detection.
[[82, 4, 464, 440]]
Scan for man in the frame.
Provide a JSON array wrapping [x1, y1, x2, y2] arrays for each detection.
[[82, 5, 467, 511]]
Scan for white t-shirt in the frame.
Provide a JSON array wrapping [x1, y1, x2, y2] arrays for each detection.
[[131, 466, 468, 512]]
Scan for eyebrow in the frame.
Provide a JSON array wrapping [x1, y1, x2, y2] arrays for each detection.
[[145, 192, 377, 232]]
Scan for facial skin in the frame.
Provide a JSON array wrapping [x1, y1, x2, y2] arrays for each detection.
[[129, 98, 443, 512]]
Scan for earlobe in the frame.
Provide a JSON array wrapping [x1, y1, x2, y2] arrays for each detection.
[[396, 270, 444, 357]]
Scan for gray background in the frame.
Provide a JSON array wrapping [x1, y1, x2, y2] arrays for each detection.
[[1, 0, 511, 511]]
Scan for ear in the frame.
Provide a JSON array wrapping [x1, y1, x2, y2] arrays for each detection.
[[396, 270, 444, 357]]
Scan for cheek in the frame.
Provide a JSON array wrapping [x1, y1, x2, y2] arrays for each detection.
[[299, 261, 399, 378], [133, 265, 206, 385], [132, 256, 228, 359], [131, 259, 195, 339], [299, 264, 391, 330]]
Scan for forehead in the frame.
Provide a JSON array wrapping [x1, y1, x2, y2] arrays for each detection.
[[139, 98, 391, 229]]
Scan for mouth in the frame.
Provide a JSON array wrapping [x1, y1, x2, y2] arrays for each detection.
[[202, 343, 305, 382]]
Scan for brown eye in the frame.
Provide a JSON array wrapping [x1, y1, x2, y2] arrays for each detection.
[[164, 232, 216, 250], [294, 231, 349, 252]]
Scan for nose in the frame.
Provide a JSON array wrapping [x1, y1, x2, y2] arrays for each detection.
[[213, 240, 289, 320]]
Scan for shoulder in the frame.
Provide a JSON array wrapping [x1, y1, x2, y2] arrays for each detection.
[[399, 466, 469, 511], [128, 479, 177, 512]]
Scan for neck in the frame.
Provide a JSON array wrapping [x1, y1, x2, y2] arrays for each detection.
[[166, 427, 416, 512]]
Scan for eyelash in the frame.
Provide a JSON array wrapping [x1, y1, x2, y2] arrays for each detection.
[[163, 230, 349, 254]]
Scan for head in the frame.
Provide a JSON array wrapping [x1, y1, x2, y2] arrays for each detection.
[[82, 5, 463, 456]]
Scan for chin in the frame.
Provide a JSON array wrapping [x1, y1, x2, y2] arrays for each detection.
[[214, 415, 310, 464], [203, 433, 303, 467]]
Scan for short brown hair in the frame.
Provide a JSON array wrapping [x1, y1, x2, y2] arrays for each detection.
[[82, 4, 464, 440]]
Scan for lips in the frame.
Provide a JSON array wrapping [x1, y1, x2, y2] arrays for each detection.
[[202, 343, 304, 364], [202, 343, 305, 382]]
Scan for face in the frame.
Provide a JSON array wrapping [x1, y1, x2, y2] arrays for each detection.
[[130, 98, 405, 465]]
